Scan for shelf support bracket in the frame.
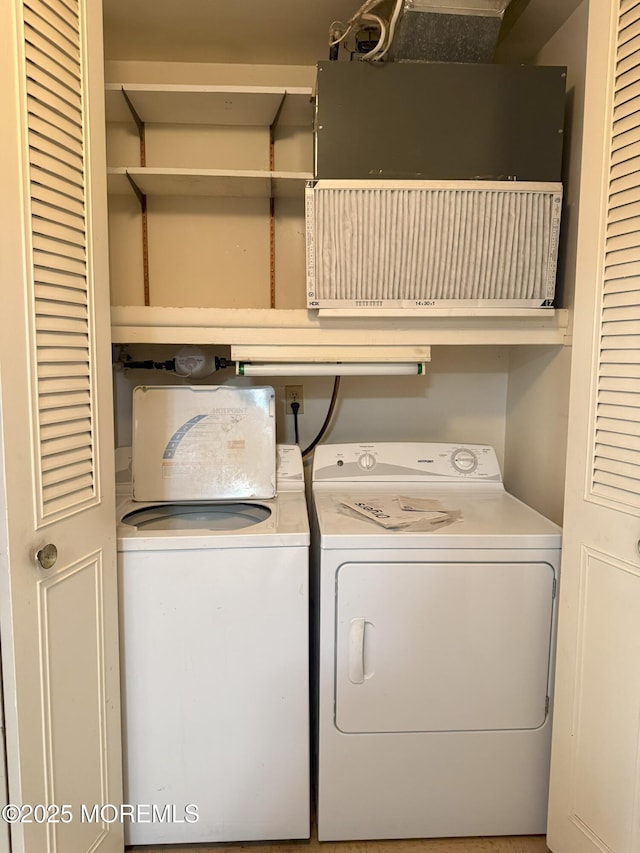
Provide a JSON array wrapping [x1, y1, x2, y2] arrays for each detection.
[[125, 171, 145, 206], [271, 92, 287, 134], [119, 86, 145, 141], [119, 87, 150, 307], [268, 96, 288, 310], [124, 170, 150, 307]]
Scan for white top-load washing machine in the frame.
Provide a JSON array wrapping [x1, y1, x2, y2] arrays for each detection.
[[311, 442, 562, 841], [117, 385, 309, 846]]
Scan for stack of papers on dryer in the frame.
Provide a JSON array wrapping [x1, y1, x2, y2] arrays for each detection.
[[341, 496, 462, 530]]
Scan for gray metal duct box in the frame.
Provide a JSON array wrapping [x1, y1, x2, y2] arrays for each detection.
[[315, 61, 566, 182], [387, 0, 513, 63], [388, 6, 503, 63]]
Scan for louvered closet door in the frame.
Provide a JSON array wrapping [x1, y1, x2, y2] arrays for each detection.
[[28, 0, 96, 518], [595, 7, 640, 507], [547, 2, 640, 852], [0, 1, 123, 851]]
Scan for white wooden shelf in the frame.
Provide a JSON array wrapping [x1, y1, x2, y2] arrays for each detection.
[[111, 306, 571, 347], [107, 167, 312, 198], [105, 83, 314, 127]]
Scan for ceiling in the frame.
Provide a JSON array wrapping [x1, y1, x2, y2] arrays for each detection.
[[102, 0, 584, 67]]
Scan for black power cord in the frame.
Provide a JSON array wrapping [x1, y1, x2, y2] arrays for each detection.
[[291, 401, 300, 445], [302, 376, 341, 458]]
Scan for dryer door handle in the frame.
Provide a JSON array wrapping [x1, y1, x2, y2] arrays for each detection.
[[349, 617, 366, 684]]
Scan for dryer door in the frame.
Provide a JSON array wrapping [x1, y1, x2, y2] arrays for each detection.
[[335, 560, 555, 733]]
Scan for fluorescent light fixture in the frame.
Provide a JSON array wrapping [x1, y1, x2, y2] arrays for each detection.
[[237, 362, 427, 377]]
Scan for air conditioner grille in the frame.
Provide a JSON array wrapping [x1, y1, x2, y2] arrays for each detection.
[[306, 181, 562, 309]]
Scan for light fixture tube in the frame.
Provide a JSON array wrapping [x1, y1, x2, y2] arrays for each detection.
[[237, 362, 426, 377]]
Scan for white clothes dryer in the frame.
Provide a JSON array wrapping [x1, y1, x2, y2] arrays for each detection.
[[311, 442, 562, 841], [117, 385, 309, 846]]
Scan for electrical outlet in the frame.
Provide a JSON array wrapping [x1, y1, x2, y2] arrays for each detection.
[[285, 385, 304, 414]]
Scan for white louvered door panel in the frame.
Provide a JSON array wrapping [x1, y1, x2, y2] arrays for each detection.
[[591, 11, 640, 509], [26, 0, 96, 521], [548, 3, 640, 852], [0, 0, 123, 851]]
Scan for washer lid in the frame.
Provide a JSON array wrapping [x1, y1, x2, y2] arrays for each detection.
[[132, 385, 276, 502], [121, 502, 271, 531]]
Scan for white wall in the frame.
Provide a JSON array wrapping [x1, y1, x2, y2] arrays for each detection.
[[504, 345, 572, 524], [503, 0, 588, 525], [114, 345, 509, 467], [104, 61, 315, 87]]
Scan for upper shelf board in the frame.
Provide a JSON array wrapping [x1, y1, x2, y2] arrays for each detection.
[[107, 167, 312, 198], [104, 83, 314, 127]]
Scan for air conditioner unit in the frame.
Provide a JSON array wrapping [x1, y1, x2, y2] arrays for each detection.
[[305, 180, 562, 314]]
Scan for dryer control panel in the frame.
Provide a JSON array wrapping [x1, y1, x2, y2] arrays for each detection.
[[313, 443, 502, 483]]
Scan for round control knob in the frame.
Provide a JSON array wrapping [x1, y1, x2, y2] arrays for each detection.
[[358, 452, 376, 470], [451, 448, 478, 474]]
